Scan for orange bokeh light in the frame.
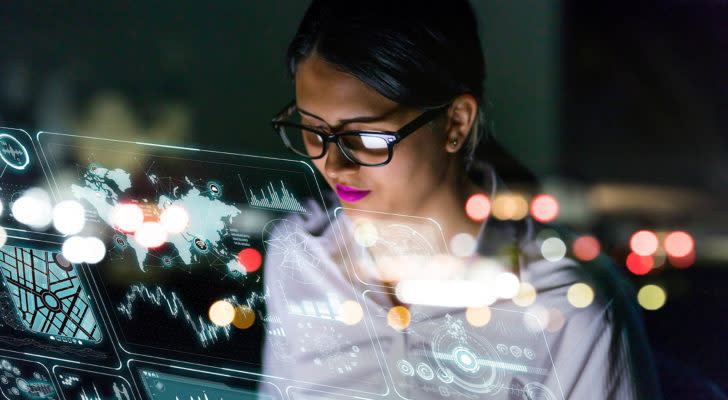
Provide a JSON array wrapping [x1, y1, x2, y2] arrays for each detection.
[[572, 236, 601, 261], [465, 194, 491, 221], [630, 230, 659, 256], [530, 194, 559, 222]]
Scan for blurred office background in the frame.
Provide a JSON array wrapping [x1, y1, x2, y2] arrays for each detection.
[[1, 0, 726, 394]]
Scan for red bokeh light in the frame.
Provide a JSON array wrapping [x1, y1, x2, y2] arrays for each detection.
[[669, 250, 695, 269], [114, 203, 144, 233], [664, 231, 694, 258], [530, 194, 559, 223], [626, 252, 654, 275], [465, 194, 491, 221], [573, 236, 600, 261], [630, 230, 659, 256], [134, 222, 167, 249], [237, 248, 262, 273]]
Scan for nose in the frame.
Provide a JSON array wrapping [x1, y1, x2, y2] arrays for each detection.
[[324, 142, 359, 180]]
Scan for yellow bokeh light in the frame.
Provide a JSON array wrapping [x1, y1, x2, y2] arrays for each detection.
[[567, 283, 594, 308], [353, 220, 378, 247], [638, 285, 666, 311], [387, 306, 411, 330], [465, 306, 491, 327], [232, 305, 256, 329], [209, 300, 235, 327], [512, 282, 537, 307], [492, 193, 529, 221], [338, 300, 364, 326]]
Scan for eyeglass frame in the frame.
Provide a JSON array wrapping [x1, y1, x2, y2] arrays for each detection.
[[271, 100, 450, 167]]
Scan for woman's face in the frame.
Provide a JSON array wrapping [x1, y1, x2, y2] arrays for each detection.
[[295, 53, 454, 215]]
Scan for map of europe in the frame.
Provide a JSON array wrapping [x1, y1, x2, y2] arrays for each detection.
[[70, 165, 244, 275]]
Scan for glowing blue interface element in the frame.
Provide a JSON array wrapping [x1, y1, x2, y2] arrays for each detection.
[[0, 246, 101, 342], [242, 178, 308, 214], [0, 133, 30, 171], [0, 357, 57, 399], [139, 369, 268, 400], [56, 367, 133, 400]]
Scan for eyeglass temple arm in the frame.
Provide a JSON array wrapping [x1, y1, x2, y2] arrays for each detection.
[[393, 105, 449, 142]]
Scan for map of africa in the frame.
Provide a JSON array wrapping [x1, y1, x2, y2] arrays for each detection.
[[70, 165, 243, 275]]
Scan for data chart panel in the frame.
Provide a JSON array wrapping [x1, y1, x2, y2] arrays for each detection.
[[54, 366, 135, 400], [0, 354, 58, 399]]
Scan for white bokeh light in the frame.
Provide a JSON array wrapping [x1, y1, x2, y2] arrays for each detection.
[[450, 232, 476, 257], [134, 222, 167, 248], [0, 227, 7, 247], [53, 200, 86, 235], [495, 272, 520, 299], [541, 237, 567, 262], [12, 188, 53, 229], [62, 236, 87, 263], [85, 237, 106, 264], [160, 205, 189, 234]]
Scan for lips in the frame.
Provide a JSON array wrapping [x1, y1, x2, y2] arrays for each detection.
[[335, 184, 371, 202]]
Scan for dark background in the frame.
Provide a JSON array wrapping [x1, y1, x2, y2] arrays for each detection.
[[1, 0, 727, 394]]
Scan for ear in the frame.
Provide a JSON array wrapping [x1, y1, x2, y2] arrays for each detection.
[[443, 94, 478, 153]]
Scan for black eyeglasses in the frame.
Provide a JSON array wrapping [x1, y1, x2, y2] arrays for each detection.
[[271, 100, 449, 167]]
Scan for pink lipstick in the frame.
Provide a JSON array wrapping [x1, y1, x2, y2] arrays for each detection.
[[335, 184, 371, 202]]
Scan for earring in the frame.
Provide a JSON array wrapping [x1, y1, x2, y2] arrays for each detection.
[[450, 139, 458, 148]]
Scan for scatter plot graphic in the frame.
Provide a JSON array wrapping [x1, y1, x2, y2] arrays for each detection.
[[263, 220, 322, 283], [244, 179, 307, 213], [0, 357, 57, 399], [139, 369, 272, 400], [116, 284, 233, 348], [55, 367, 133, 400], [0, 246, 101, 342]]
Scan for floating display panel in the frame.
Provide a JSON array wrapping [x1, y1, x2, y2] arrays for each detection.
[[36, 132, 329, 372], [54, 366, 135, 400], [0, 354, 58, 399], [0, 127, 64, 248]]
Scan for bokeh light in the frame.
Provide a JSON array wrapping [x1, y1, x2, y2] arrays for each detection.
[[626, 252, 653, 275], [567, 283, 594, 308], [353, 220, 378, 247], [237, 248, 262, 273], [114, 203, 144, 233], [523, 304, 550, 332], [492, 193, 529, 221], [630, 230, 659, 256], [134, 221, 167, 249], [52, 200, 86, 235], [664, 231, 694, 258], [669, 251, 695, 269], [160, 205, 190, 234], [232, 305, 256, 329], [12, 188, 53, 229], [465, 194, 491, 221], [530, 194, 559, 222], [62, 236, 87, 263], [546, 308, 565, 333], [450, 232, 476, 257], [637, 285, 666, 311], [0, 227, 6, 247], [84, 237, 106, 264], [337, 300, 364, 326], [512, 282, 537, 307], [387, 306, 411, 330], [572, 236, 600, 261], [495, 272, 521, 299], [541, 237, 567, 262], [208, 300, 235, 327], [465, 306, 491, 327]]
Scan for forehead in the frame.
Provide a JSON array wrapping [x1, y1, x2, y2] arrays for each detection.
[[294, 53, 401, 120]]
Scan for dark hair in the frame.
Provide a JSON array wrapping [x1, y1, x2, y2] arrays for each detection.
[[287, 0, 539, 188]]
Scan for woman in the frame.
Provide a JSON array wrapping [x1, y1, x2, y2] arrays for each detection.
[[261, 1, 661, 399]]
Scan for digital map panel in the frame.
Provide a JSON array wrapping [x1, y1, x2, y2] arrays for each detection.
[[0, 246, 101, 343]]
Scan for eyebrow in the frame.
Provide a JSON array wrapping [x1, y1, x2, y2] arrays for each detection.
[[297, 107, 391, 126]]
